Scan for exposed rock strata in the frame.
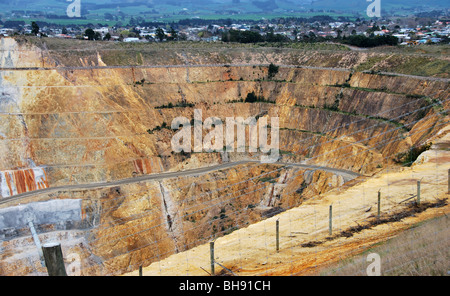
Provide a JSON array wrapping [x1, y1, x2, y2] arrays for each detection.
[[0, 38, 448, 275]]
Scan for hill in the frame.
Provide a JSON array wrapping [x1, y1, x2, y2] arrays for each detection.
[[0, 0, 448, 25]]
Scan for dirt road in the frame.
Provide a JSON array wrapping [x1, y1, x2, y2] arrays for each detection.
[[0, 160, 360, 205], [124, 128, 450, 276]]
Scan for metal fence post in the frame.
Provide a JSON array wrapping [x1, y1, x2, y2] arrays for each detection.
[[377, 191, 381, 219], [210, 241, 215, 276], [27, 221, 45, 267], [329, 205, 333, 236], [276, 219, 280, 252]]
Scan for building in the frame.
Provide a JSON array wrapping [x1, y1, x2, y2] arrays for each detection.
[[123, 37, 141, 42]]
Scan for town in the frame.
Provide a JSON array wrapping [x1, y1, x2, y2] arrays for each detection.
[[1, 13, 449, 46]]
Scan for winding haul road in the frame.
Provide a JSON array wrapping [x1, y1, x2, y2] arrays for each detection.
[[0, 160, 360, 206], [1, 62, 381, 205]]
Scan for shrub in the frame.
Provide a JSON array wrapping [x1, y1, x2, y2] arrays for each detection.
[[268, 63, 279, 79], [394, 143, 432, 166], [155, 101, 194, 109], [245, 91, 258, 103]]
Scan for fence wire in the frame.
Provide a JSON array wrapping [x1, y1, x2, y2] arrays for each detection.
[[0, 61, 449, 277]]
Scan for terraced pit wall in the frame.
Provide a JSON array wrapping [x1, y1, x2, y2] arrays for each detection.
[[0, 37, 448, 275]]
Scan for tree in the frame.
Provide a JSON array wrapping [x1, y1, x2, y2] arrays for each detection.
[[268, 63, 279, 79], [245, 92, 258, 103], [104, 32, 112, 41], [31, 21, 39, 36], [343, 34, 398, 48], [84, 28, 95, 40], [168, 27, 178, 41], [94, 32, 102, 40], [156, 27, 166, 42], [223, 29, 263, 43]]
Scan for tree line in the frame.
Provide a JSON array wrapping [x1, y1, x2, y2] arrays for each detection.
[[221, 29, 289, 43], [342, 34, 399, 47]]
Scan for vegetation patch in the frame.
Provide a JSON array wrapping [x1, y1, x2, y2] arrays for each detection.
[[244, 91, 274, 103], [301, 198, 447, 248], [342, 35, 399, 48], [394, 142, 433, 166], [147, 122, 169, 134], [155, 101, 195, 109], [268, 63, 279, 79], [261, 207, 285, 218]]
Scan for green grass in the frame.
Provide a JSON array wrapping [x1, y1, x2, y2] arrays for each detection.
[[354, 52, 450, 78], [389, 56, 450, 78], [354, 56, 386, 72]]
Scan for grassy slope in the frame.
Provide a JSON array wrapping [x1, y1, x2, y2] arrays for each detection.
[[24, 36, 450, 78], [319, 214, 450, 276]]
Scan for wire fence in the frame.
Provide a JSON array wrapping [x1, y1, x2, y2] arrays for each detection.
[[0, 60, 449, 277]]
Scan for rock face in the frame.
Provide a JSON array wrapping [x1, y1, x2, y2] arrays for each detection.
[[0, 167, 49, 197], [0, 37, 448, 275]]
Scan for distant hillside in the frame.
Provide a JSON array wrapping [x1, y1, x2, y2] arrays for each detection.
[[310, 0, 450, 12], [0, 0, 448, 23]]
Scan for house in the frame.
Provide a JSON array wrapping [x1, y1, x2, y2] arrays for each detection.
[[393, 34, 410, 43], [430, 37, 442, 43], [0, 28, 14, 36], [373, 31, 385, 36], [94, 27, 110, 35], [123, 37, 140, 42]]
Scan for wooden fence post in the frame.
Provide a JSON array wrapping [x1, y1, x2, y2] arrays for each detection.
[[42, 242, 67, 276]]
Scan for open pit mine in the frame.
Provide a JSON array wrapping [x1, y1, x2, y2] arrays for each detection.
[[0, 37, 449, 276]]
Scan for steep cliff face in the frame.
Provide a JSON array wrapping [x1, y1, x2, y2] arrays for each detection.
[[0, 162, 349, 275], [0, 38, 448, 275]]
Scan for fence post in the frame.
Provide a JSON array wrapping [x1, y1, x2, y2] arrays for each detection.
[[329, 205, 333, 236], [27, 221, 45, 267], [42, 242, 67, 276], [377, 191, 381, 219], [210, 241, 215, 276], [448, 169, 450, 194], [276, 219, 280, 252], [417, 180, 421, 205]]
